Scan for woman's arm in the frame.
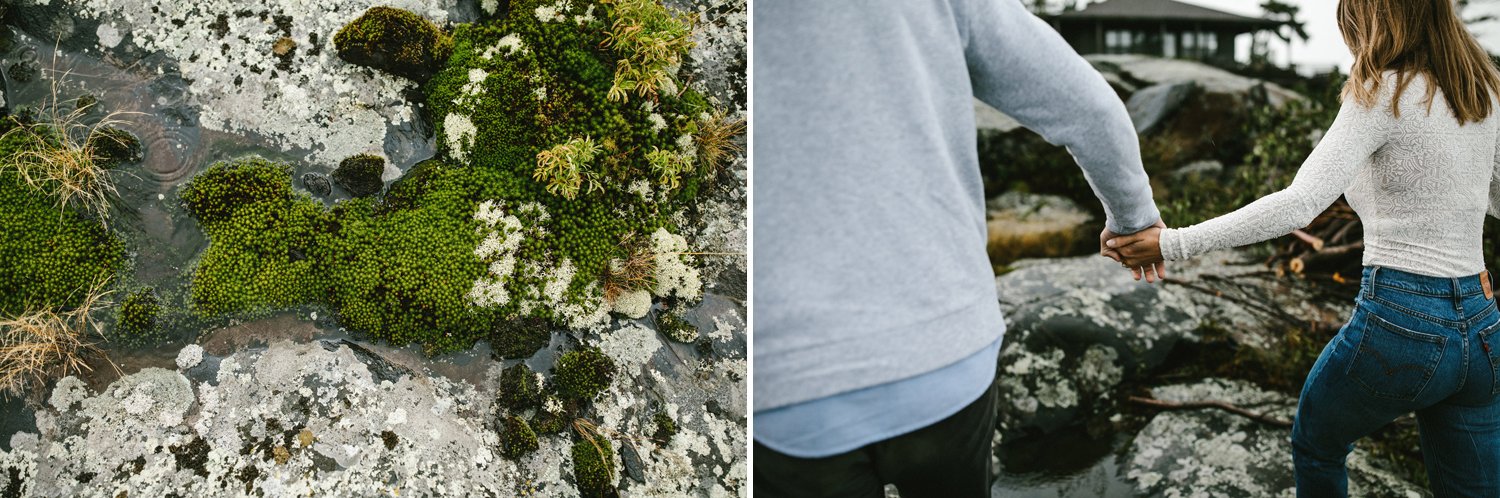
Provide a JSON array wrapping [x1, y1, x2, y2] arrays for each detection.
[[1489, 125, 1500, 219], [1154, 87, 1398, 261]]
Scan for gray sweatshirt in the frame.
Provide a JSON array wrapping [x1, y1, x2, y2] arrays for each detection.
[[754, 0, 1160, 412]]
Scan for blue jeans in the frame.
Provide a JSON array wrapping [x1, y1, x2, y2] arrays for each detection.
[[1293, 266, 1500, 497]]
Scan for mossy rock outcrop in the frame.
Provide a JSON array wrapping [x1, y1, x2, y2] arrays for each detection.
[[332, 153, 385, 197], [334, 7, 453, 82]]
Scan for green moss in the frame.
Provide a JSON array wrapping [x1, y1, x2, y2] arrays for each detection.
[[553, 347, 616, 401], [421, 0, 714, 329], [116, 288, 166, 345], [184, 158, 328, 317], [498, 363, 541, 410], [491, 317, 554, 359], [0, 111, 123, 316], [501, 415, 539, 459], [570, 437, 615, 497], [651, 411, 676, 443], [333, 7, 453, 82]]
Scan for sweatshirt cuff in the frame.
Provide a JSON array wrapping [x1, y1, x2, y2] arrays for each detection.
[[1106, 204, 1162, 236]]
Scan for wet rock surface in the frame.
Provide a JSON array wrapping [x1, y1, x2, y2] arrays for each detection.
[[1124, 378, 1428, 498]]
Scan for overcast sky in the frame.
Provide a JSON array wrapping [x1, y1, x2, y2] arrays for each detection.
[[1098, 0, 1500, 74]]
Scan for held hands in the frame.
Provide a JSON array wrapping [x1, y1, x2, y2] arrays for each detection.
[[1100, 219, 1167, 283]]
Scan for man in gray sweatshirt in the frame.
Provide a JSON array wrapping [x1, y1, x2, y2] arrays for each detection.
[[753, 1, 1164, 496]]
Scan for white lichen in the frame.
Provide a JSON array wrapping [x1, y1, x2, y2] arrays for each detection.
[[176, 344, 205, 370], [443, 113, 478, 165], [650, 228, 702, 301], [611, 289, 653, 319]]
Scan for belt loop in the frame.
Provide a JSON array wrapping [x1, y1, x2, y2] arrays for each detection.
[[1364, 266, 1378, 300], [1453, 276, 1464, 312]]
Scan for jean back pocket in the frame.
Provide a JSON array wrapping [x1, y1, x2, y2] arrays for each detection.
[[1347, 313, 1446, 401], [1480, 320, 1500, 396]]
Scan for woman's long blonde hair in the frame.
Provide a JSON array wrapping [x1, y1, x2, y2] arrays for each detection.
[[1338, 0, 1500, 123]]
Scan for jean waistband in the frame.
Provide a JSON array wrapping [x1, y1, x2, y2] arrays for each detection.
[[1361, 266, 1489, 299]]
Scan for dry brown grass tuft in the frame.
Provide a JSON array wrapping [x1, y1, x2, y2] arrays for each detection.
[[695, 110, 745, 175], [0, 278, 113, 398], [602, 236, 658, 304], [1, 64, 138, 224]]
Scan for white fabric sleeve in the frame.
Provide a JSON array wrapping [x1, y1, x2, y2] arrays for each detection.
[[1159, 87, 1397, 260]]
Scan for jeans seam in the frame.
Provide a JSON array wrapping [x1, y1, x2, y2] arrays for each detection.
[[1367, 294, 1464, 328]]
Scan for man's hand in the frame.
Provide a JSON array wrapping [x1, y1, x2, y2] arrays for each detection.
[[1101, 219, 1167, 283]]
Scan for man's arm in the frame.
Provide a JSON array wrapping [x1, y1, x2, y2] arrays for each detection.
[[956, 0, 1159, 235]]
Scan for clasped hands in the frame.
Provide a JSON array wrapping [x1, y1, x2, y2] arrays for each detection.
[[1100, 219, 1167, 283]]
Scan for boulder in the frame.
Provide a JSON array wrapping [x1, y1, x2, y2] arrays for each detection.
[[985, 192, 1092, 266], [332, 154, 386, 197], [1124, 378, 1428, 498], [975, 55, 1307, 198], [1127, 81, 1195, 135], [992, 250, 1346, 437], [333, 7, 453, 83]]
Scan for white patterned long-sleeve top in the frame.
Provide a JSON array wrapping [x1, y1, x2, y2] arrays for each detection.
[[1160, 72, 1500, 278]]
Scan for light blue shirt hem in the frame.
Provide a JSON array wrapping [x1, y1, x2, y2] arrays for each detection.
[[753, 336, 1001, 459]]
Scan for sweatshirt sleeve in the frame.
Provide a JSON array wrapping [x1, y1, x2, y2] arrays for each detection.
[[957, 0, 1159, 234], [1158, 86, 1397, 261]]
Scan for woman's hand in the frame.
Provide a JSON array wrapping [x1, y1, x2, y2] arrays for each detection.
[[1106, 227, 1165, 276], [1102, 221, 1167, 283]]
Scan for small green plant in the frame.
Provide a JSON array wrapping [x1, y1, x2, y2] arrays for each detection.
[[534, 137, 603, 200], [0, 164, 124, 317], [652, 411, 677, 443], [554, 348, 616, 401], [645, 146, 693, 191], [602, 0, 695, 102], [501, 415, 539, 459]]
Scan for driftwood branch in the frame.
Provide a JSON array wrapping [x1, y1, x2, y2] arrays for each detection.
[[1128, 395, 1293, 428]]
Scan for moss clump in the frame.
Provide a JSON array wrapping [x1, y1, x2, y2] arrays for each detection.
[[88, 126, 142, 168], [116, 288, 164, 344], [498, 363, 541, 410], [332, 154, 385, 198], [553, 347, 616, 401], [501, 415, 540, 459], [334, 7, 453, 82], [181, 157, 328, 316], [0, 165, 123, 317], [421, 0, 719, 330], [651, 411, 676, 443], [571, 437, 615, 497]]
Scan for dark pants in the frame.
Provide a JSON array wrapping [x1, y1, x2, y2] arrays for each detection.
[[754, 382, 998, 498]]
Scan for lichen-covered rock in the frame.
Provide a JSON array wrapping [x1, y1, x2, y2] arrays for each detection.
[[332, 153, 386, 197], [0, 328, 746, 497], [1124, 378, 1427, 498], [334, 6, 454, 82], [992, 251, 1343, 437], [174, 344, 204, 370]]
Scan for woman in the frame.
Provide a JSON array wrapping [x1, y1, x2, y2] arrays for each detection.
[[1108, 0, 1500, 495]]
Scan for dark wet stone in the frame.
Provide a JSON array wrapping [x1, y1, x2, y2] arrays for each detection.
[[384, 158, 444, 210], [620, 442, 646, 484], [301, 172, 332, 196], [320, 340, 413, 383], [332, 154, 384, 197]]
